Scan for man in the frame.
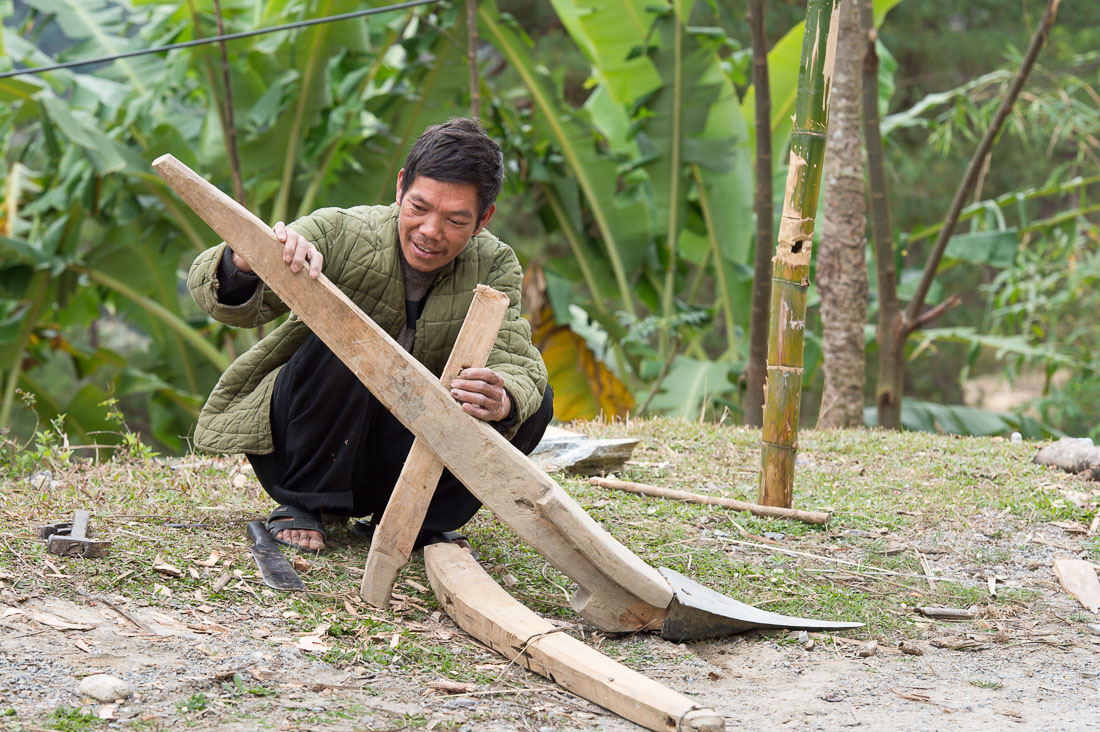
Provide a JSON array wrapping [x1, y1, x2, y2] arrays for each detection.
[[187, 118, 552, 552]]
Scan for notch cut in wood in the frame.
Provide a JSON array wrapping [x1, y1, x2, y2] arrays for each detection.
[[361, 284, 509, 607]]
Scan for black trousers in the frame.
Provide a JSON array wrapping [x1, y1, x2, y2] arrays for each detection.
[[246, 333, 553, 534]]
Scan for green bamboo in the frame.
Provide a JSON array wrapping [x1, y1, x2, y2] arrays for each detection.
[[759, 0, 839, 508]]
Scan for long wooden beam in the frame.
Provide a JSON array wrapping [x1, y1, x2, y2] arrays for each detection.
[[153, 155, 673, 633], [424, 542, 725, 732], [361, 284, 509, 608]]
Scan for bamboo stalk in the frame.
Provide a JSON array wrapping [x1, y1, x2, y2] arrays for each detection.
[[589, 477, 830, 525], [758, 0, 840, 507]]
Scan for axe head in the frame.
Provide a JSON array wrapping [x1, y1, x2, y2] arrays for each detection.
[[47, 534, 111, 558]]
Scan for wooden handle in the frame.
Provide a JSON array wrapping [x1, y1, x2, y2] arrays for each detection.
[[589, 477, 831, 525], [361, 284, 509, 608]]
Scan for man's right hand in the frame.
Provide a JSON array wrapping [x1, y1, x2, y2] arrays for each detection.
[[231, 221, 323, 279]]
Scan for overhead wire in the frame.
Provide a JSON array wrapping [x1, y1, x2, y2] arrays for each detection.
[[0, 0, 438, 81]]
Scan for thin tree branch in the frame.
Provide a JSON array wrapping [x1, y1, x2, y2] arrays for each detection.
[[466, 0, 480, 118], [912, 293, 962, 330], [213, 0, 247, 206], [744, 0, 772, 427], [903, 0, 1061, 332]]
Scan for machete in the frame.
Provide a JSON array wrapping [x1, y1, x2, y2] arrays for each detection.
[[247, 520, 306, 592], [154, 154, 860, 639]]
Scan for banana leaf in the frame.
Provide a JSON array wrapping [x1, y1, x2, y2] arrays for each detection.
[[480, 0, 651, 313], [865, 398, 1062, 440], [645, 354, 736, 417]]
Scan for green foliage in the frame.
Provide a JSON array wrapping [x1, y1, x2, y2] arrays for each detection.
[[175, 693, 209, 714], [0, 0, 468, 450], [865, 398, 1060, 439], [983, 213, 1100, 438], [484, 0, 756, 414], [47, 705, 100, 731]]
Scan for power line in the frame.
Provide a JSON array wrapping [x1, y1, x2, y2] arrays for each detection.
[[0, 0, 438, 81]]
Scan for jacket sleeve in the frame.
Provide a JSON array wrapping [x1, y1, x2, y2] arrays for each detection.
[[186, 212, 343, 328], [483, 247, 548, 431]]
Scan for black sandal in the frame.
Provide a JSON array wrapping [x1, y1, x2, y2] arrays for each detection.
[[266, 505, 327, 552]]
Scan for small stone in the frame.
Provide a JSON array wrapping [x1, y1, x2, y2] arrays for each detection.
[[898, 641, 924, 656], [764, 531, 786, 542], [79, 674, 134, 702]]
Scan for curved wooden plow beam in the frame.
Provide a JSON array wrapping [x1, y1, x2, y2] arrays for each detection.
[[152, 155, 862, 640], [424, 542, 725, 732]]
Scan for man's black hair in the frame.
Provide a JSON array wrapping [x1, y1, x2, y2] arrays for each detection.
[[400, 118, 504, 223]]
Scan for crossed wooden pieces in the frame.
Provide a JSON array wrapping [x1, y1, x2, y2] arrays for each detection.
[[360, 284, 509, 607], [152, 155, 725, 732]]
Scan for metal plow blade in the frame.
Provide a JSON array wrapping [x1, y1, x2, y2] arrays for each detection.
[[659, 567, 864, 642]]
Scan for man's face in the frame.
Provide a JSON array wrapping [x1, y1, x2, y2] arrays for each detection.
[[395, 170, 495, 273]]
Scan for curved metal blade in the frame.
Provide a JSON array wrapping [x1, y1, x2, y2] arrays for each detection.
[[248, 520, 306, 592], [659, 567, 863, 642]]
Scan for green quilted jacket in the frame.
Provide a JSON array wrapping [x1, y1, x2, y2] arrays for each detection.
[[187, 203, 547, 454]]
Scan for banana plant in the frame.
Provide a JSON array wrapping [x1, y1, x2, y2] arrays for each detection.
[[0, 0, 453, 451]]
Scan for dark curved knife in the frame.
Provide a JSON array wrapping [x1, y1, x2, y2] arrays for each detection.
[[247, 520, 306, 592]]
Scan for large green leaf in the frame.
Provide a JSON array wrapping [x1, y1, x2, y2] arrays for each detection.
[[480, 0, 650, 314], [646, 355, 736, 417], [912, 327, 1079, 369], [37, 95, 129, 174], [549, 0, 662, 104], [943, 228, 1018, 269], [865, 398, 1062, 440], [23, 0, 154, 92], [742, 0, 906, 155]]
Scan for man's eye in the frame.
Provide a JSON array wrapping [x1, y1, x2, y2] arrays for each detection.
[[449, 219, 467, 227], [410, 203, 426, 213]]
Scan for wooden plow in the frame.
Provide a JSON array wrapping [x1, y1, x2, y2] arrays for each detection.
[[154, 155, 860, 732]]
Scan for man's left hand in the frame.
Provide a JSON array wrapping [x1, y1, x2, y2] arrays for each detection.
[[450, 368, 511, 422]]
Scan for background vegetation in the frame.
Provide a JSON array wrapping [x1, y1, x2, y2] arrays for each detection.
[[1, 0, 1098, 455]]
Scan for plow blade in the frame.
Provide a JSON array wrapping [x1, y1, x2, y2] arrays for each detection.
[[659, 568, 863, 642]]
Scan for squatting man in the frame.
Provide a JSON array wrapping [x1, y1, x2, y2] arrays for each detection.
[[187, 118, 552, 552]]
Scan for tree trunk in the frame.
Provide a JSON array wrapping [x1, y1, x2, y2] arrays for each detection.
[[759, 0, 840, 508], [816, 0, 867, 429], [860, 0, 903, 430], [744, 0, 773, 428]]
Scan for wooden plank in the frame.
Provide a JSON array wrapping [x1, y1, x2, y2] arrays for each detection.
[[361, 284, 509, 608], [423, 542, 725, 732], [589, 477, 831, 524], [153, 155, 673, 632], [1053, 559, 1100, 613]]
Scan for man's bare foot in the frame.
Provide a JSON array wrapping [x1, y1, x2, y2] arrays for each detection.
[[269, 518, 325, 551], [266, 507, 342, 552]]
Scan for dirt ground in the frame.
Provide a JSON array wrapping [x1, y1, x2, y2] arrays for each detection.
[[2, 532, 1097, 731], [3, 425, 1100, 731]]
